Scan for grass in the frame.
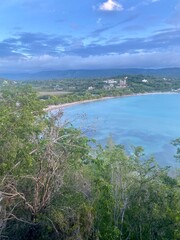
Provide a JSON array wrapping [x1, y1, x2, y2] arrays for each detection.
[[38, 91, 71, 96]]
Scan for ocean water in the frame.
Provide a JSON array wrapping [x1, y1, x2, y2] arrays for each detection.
[[58, 94, 180, 167]]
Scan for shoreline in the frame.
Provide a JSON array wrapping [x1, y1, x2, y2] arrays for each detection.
[[44, 91, 178, 111]]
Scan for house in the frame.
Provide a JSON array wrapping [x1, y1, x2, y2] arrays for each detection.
[[142, 79, 148, 83], [103, 79, 117, 84], [88, 86, 94, 90], [119, 79, 127, 88]]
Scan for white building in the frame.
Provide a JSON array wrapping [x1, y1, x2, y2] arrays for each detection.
[[142, 79, 148, 83], [88, 86, 94, 90], [103, 79, 117, 84]]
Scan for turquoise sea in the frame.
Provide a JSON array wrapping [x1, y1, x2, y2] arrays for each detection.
[[60, 94, 180, 167]]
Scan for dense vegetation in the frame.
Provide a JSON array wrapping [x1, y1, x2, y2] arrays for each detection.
[[22, 74, 180, 105], [0, 85, 180, 239]]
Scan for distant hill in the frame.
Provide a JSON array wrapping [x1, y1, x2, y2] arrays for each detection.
[[1, 68, 180, 80]]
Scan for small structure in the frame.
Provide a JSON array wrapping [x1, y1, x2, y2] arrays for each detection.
[[69, 86, 76, 90], [103, 79, 117, 84], [119, 78, 127, 88], [142, 79, 148, 83], [88, 86, 94, 91]]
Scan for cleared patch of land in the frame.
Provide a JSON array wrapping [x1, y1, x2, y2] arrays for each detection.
[[38, 91, 71, 96]]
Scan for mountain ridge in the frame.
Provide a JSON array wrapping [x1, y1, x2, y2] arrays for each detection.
[[1, 68, 180, 80]]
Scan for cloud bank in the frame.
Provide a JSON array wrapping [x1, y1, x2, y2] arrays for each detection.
[[0, 50, 180, 73], [0, 27, 180, 73]]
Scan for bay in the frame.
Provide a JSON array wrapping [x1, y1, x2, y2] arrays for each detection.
[[59, 94, 180, 167]]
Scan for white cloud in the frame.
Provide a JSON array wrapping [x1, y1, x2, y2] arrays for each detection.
[[1, 51, 180, 73], [99, 0, 123, 11]]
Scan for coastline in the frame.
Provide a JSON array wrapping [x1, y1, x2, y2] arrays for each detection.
[[44, 96, 114, 111], [44, 91, 178, 111]]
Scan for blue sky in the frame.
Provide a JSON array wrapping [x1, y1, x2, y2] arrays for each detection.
[[0, 0, 180, 73]]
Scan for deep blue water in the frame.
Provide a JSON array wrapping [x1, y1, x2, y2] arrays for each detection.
[[58, 94, 180, 167]]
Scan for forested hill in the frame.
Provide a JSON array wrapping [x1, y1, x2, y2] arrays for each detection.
[[1, 67, 180, 80]]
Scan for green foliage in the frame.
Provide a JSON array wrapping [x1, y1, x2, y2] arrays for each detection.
[[90, 145, 180, 240], [0, 85, 180, 240], [0, 85, 46, 175], [26, 74, 180, 106], [172, 138, 180, 162], [0, 85, 93, 239]]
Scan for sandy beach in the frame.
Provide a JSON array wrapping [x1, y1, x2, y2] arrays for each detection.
[[44, 96, 115, 111], [44, 91, 178, 111]]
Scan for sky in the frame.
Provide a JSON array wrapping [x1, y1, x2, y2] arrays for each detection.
[[0, 0, 180, 73]]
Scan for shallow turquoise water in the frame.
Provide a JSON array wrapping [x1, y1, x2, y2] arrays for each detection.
[[60, 94, 180, 167]]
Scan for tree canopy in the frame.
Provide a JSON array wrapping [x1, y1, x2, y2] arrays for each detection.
[[0, 85, 179, 240]]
